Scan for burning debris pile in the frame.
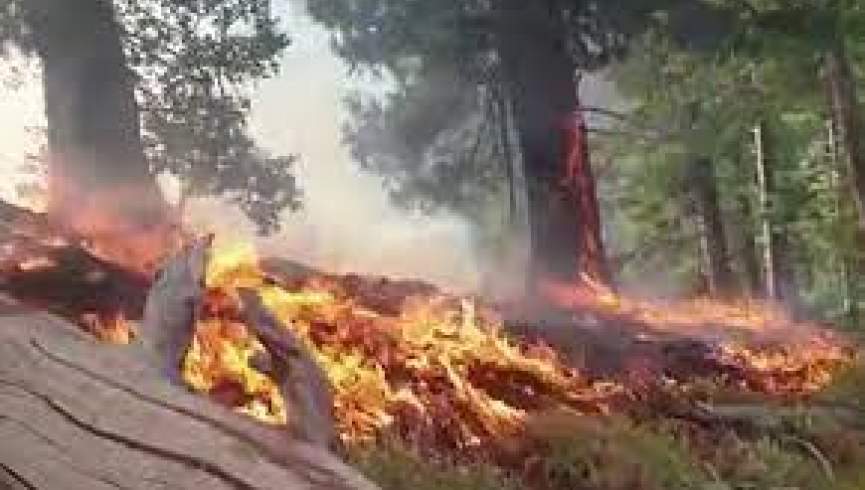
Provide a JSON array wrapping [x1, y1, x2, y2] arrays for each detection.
[[178, 242, 854, 461], [0, 212, 853, 469], [0, 201, 151, 343]]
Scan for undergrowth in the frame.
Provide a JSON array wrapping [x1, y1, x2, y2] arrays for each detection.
[[349, 359, 865, 490]]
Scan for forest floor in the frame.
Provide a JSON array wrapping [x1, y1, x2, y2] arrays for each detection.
[[1, 224, 862, 490], [335, 281, 865, 490], [246, 255, 864, 490]]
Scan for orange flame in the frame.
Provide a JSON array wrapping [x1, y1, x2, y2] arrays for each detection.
[[181, 244, 853, 457]]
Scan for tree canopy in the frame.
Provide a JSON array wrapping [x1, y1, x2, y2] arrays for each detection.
[[1, 0, 299, 234]]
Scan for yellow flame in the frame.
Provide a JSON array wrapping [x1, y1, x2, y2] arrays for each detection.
[[181, 242, 853, 453]]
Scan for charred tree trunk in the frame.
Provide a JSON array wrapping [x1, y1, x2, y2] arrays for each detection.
[[22, 0, 170, 264], [687, 158, 735, 298], [826, 40, 865, 232], [567, 105, 612, 287], [495, 0, 610, 292], [753, 122, 799, 310]]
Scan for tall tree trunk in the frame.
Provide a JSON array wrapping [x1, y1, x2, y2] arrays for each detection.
[[687, 157, 735, 298], [826, 39, 865, 232], [825, 98, 863, 325], [494, 0, 610, 292], [736, 191, 763, 298], [753, 121, 799, 309], [22, 0, 169, 268], [566, 105, 612, 287], [730, 153, 763, 297], [494, 89, 519, 227]]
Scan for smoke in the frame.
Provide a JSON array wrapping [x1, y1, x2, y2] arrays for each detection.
[[0, 1, 618, 296], [184, 4, 624, 295], [0, 52, 45, 210], [181, 1, 484, 292], [0, 2, 484, 292]]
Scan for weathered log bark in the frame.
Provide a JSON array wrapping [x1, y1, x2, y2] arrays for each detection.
[[0, 295, 378, 489], [141, 240, 340, 448], [239, 289, 338, 448], [140, 236, 212, 384]]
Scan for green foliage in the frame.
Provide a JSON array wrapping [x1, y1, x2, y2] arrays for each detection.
[[348, 441, 522, 490], [305, 0, 703, 223], [702, 434, 835, 489], [818, 359, 865, 412], [2, 0, 297, 233], [114, 0, 296, 233], [600, 1, 865, 321], [349, 405, 865, 490], [522, 414, 705, 490], [342, 62, 508, 222]]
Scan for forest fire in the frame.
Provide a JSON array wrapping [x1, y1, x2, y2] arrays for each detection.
[[0, 199, 853, 468], [180, 242, 854, 459]]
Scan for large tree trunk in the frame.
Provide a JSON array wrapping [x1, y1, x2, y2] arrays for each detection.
[[495, 0, 610, 293], [826, 40, 865, 232], [687, 157, 735, 298], [753, 122, 799, 310], [22, 0, 171, 271], [566, 104, 612, 287]]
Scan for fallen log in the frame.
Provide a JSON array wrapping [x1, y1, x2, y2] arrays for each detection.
[[0, 293, 378, 489], [0, 208, 376, 489]]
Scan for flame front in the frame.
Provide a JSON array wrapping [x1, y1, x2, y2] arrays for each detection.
[[181, 243, 854, 457]]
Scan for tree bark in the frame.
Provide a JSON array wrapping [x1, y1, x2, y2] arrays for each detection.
[[753, 122, 799, 309], [22, 0, 170, 268], [825, 40, 865, 232], [736, 190, 763, 298], [825, 98, 864, 325], [493, 86, 519, 227], [567, 105, 613, 287], [687, 157, 735, 298], [494, 0, 610, 292]]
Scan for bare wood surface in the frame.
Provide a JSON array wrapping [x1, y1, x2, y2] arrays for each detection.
[[0, 296, 379, 489], [140, 236, 211, 384], [239, 289, 338, 448]]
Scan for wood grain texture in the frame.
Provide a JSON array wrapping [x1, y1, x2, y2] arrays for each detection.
[[0, 299, 378, 490]]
